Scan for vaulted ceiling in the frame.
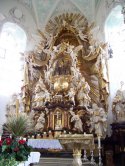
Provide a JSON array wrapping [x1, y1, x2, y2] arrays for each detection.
[[18, 0, 101, 29]]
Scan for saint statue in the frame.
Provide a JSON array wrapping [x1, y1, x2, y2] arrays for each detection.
[[77, 77, 91, 107], [112, 82, 125, 122], [35, 112, 45, 132], [33, 77, 50, 107], [6, 93, 20, 116], [8, 93, 18, 113], [86, 103, 107, 137], [69, 108, 83, 132]]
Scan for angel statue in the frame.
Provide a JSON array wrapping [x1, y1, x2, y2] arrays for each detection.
[[77, 29, 88, 42], [70, 45, 83, 64], [69, 108, 83, 132], [66, 87, 76, 105]]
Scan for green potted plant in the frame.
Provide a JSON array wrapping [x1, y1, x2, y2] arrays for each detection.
[[0, 157, 18, 166]]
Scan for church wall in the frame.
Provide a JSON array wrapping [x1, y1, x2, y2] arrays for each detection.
[[0, 95, 9, 134], [95, 0, 125, 135]]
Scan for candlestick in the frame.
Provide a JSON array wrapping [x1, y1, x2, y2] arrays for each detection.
[[90, 150, 96, 165], [98, 136, 103, 166], [83, 149, 88, 162], [16, 99, 19, 116]]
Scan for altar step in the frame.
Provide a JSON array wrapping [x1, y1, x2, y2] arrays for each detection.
[[33, 157, 96, 166], [33, 157, 72, 166]]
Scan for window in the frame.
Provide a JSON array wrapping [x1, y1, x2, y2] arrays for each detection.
[[105, 5, 125, 96], [0, 22, 27, 96]]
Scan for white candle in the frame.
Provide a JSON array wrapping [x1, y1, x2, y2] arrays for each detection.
[[64, 130, 66, 134]]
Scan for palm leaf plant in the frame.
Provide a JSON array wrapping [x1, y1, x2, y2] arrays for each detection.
[[5, 112, 33, 137]]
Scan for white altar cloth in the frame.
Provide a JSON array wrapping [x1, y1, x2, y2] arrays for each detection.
[[17, 152, 40, 166], [28, 139, 63, 149]]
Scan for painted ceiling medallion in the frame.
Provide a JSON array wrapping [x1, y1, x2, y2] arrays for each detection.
[[14, 8, 23, 19], [9, 7, 24, 22]]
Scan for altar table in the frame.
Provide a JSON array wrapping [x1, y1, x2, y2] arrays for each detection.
[[58, 134, 95, 166], [27, 139, 63, 149]]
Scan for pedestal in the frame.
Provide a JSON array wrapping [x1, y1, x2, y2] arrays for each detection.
[[73, 143, 82, 166], [58, 134, 95, 166]]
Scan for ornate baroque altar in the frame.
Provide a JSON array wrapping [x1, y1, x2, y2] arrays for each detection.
[[5, 12, 110, 166], [15, 13, 108, 135]]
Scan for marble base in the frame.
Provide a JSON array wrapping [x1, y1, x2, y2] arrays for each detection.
[[73, 154, 82, 166]]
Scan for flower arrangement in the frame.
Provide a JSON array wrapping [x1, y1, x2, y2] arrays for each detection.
[[0, 137, 32, 166], [0, 112, 33, 165]]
